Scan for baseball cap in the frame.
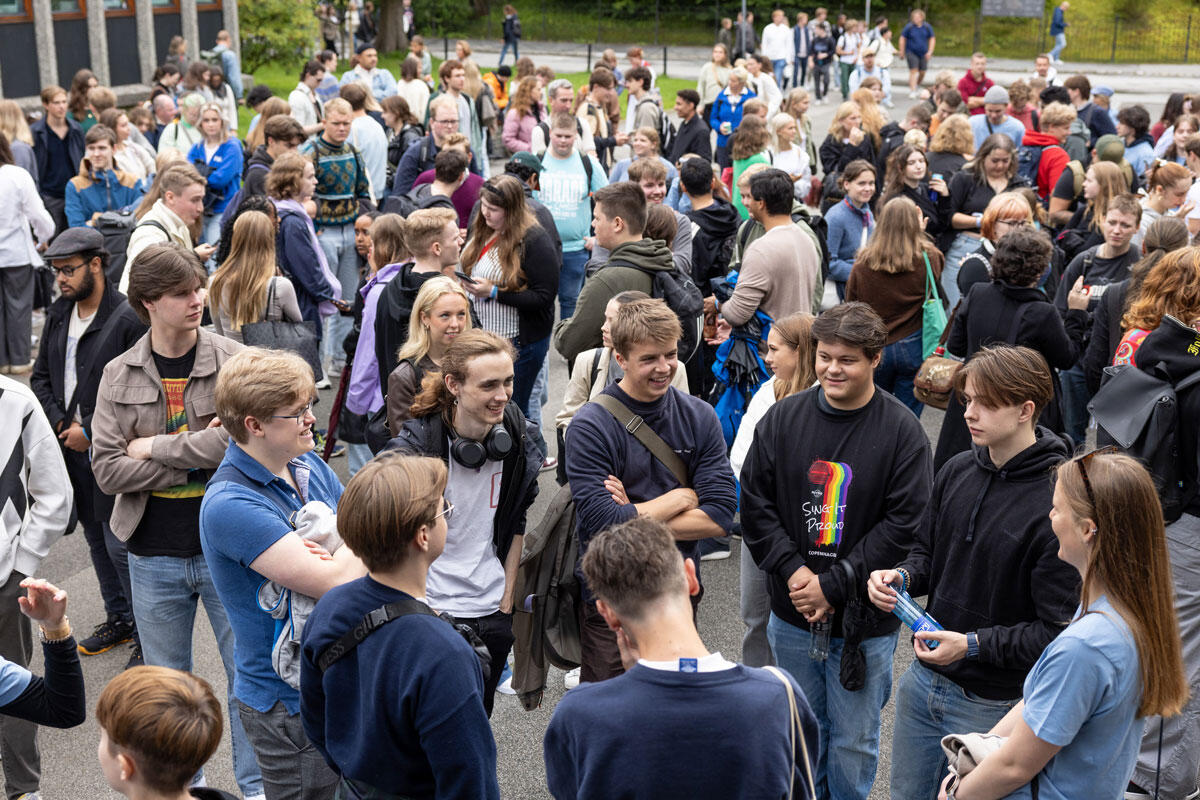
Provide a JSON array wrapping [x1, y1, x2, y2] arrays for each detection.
[[44, 227, 105, 260], [509, 151, 543, 174], [1092, 85, 1115, 98]]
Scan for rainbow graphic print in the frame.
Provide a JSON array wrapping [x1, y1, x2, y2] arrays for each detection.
[[807, 460, 853, 547], [151, 377, 207, 500]]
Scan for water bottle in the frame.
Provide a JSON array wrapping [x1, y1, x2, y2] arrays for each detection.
[[889, 583, 943, 649], [809, 620, 831, 661]]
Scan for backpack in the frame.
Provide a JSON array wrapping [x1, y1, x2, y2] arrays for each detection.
[[637, 97, 673, 148], [1089, 351, 1200, 523], [219, 161, 271, 228], [511, 482, 581, 708], [95, 213, 168, 287], [609, 258, 705, 364], [540, 148, 595, 213], [1016, 143, 1046, 192], [511, 17, 522, 37]]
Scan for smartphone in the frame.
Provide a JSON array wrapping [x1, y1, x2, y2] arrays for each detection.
[[455, 270, 477, 284], [931, 173, 943, 182]]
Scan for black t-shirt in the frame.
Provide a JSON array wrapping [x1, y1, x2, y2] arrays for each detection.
[[41, 128, 73, 199], [1052, 245, 1141, 315], [128, 346, 208, 558], [1051, 166, 1078, 203]]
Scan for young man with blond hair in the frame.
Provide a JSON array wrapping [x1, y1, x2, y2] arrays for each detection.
[[565, 299, 736, 682], [201, 348, 366, 799], [91, 243, 263, 799]]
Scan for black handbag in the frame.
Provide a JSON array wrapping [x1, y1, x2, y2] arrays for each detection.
[[240, 280, 323, 378]]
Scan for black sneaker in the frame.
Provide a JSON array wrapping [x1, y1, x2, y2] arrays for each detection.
[[125, 641, 144, 670], [77, 616, 135, 655]]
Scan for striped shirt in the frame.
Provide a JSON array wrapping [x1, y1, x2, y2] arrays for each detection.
[[470, 243, 519, 339]]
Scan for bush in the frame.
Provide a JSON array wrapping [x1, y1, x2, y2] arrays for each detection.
[[240, 0, 319, 73]]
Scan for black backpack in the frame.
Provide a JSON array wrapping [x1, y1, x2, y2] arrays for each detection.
[[1089, 337, 1200, 524], [94, 213, 168, 287], [609, 258, 705, 364]]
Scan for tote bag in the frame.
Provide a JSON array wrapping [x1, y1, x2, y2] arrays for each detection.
[[921, 252, 948, 359]]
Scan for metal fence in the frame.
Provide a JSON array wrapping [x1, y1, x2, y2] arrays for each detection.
[[461, 1, 1198, 63]]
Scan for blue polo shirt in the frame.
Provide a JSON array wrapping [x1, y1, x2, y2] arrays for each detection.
[[901, 22, 934, 55], [200, 442, 344, 715]]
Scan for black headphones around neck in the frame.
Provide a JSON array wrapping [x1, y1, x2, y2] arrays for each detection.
[[449, 423, 514, 469]]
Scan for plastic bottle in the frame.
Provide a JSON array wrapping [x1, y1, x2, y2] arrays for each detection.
[[809, 620, 831, 661], [889, 583, 943, 649]]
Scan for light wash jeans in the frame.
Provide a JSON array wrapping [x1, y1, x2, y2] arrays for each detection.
[[942, 233, 980, 308], [876, 329, 925, 416], [890, 660, 1018, 800], [128, 553, 264, 797], [767, 614, 897, 800], [316, 222, 359, 368], [772, 58, 788, 88], [1050, 32, 1067, 61]]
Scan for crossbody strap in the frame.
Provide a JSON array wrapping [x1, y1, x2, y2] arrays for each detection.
[[763, 666, 817, 800], [316, 595, 435, 672], [591, 393, 689, 486]]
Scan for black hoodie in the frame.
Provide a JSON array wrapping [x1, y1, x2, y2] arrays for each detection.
[[687, 199, 742, 286], [1129, 316, 1200, 517], [242, 144, 274, 198], [899, 428, 1081, 700]]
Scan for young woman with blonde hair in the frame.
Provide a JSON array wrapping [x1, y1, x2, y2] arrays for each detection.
[[729, 311, 816, 667], [819, 100, 876, 176], [187, 103, 242, 247], [208, 210, 302, 344], [768, 113, 813, 201], [0, 100, 36, 178], [846, 197, 944, 413], [940, 451, 1185, 800]]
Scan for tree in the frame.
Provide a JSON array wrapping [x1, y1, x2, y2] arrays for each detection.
[[377, 0, 477, 53], [240, 0, 320, 73]]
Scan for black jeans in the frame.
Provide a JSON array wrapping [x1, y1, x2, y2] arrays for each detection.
[[457, 610, 514, 717]]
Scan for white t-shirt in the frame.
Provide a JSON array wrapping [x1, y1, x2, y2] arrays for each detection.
[[1184, 182, 1200, 225], [64, 304, 95, 420], [427, 452, 506, 618]]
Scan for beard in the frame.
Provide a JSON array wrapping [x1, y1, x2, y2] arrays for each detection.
[[67, 269, 97, 302]]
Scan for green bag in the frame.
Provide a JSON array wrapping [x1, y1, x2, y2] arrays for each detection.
[[921, 252, 948, 359]]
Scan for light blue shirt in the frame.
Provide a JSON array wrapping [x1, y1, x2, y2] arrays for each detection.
[[0, 658, 31, 706], [1012, 595, 1141, 800], [339, 66, 398, 103], [608, 155, 678, 186], [536, 150, 608, 251], [970, 114, 1026, 150]]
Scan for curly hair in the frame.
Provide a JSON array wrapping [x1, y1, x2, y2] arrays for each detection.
[[1122, 245, 1200, 333], [929, 114, 974, 157], [989, 226, 1053, 287]]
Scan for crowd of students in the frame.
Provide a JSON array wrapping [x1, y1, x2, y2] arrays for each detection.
[[1, 7, 1200, 800]]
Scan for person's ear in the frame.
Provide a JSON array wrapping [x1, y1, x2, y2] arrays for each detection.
[[414, 523, 430, 552], [1017, 399, 1037, 425], [683, 557, 700, 597], [117, 751, 137, 783], [244, 415, 267, 438], [445, 372, 461, 399], [595, 598, 621, 632], [870, 350, 883, 370], [612, 348, 629, 371]]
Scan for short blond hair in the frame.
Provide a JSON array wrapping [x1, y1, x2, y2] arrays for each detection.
[[627, 157, 667, 183], [215, 348, 316, 443], [1040, 101, 1077, 129], [611, 298, 681, 356], [405, 207, 458, 256]]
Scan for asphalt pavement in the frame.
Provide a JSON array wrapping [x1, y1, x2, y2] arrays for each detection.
[[17, 43, 1154, 797]]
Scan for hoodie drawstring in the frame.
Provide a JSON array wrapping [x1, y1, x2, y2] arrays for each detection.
[[964, 471, 997, 542]]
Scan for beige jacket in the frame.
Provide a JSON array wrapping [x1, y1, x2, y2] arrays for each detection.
[[91, 328, 243, 541], [555, 346, 690, 430]]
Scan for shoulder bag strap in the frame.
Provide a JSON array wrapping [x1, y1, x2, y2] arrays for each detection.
[[316, 595, 436, 672], [264, 277, 281, 321], [591, 393, 689, 486], [763, 666, 817, 800], [923, 251, 941, 305]]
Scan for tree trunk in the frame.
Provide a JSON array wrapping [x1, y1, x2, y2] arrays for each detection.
[[378, 0, 408, 54]]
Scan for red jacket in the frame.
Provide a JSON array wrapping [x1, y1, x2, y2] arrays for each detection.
[[1021, 130, 1070, 201], [958, 71, 994, 115]]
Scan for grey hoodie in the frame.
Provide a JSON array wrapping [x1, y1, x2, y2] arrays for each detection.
[[552, 237, 675, 366]]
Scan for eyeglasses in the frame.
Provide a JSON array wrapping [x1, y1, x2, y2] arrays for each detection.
[[434, 498, 455, 522], [995, 218, 1030, 228], [433, 117, 460, 126], [50, 262, 88, 277], [1075, 445, 1119, 518], [271, 401, 316, 426]]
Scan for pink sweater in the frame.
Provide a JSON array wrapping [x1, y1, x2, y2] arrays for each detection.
[[504, 108, 542, 153]]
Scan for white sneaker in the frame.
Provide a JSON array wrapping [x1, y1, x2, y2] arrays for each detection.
[[315, 376, 332, 390], [564, 667, 581, 689], [497, 675, 516, 695]]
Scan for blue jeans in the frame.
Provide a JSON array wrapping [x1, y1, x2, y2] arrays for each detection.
[[767, 614, 897, 800], [317, 222, 359, 368], [942, 233, 979, 308], [499, 39, 519, 65], [128, 553, 264, 797], [876, 329, 925, 416], [1059, 363, 1090, 447], [793, 57, 809, 90], [890, 661, 1018, 800], [1050, 32, 1067, 61], [347, 442, 373, 476], [559, 248, 591, 319], [772, 58, 788, 88], [512, 334, 550, 457]]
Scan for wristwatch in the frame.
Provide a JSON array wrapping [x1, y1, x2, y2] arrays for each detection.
[[965, 631, 980, 660], [39, 617, 72, 644]]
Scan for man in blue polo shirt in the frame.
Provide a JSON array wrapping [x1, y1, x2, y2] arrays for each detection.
[[201, 347, 366, 800], [898, 9, 935, 99]]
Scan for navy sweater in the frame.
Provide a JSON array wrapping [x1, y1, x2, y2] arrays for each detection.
[[742, 387, 932, 638], [544, 664, 819, 800], [299, 576, 499, 799], [564, 384, 737, 582]]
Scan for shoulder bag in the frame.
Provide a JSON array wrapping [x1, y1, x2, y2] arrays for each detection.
[[921, 251, 948, 359], [241, 279, 323, 378], [591, 393, 689, 486], [913, 303, 962, 410], [764, 666, 818, 800]]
